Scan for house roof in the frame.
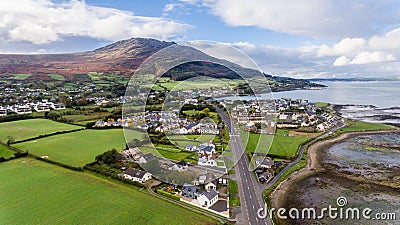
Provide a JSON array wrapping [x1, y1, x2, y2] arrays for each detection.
[[199, 146, 214, 152], [125, 168, 147, 179], [200, 189, 218, 200], [142, 153, 155, 161]]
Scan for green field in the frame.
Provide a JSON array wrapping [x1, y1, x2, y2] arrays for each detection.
[[315, 102, 329, 107], [0, 145, 15, 159], [14, 129, 142, 167], [242, 129, 311, 158], [11, 74, 31, 80], [269, 129, 311, 158], [183, 110, 219, 122], [157, 78, 239, 91], [0, 159, 215, 225], [0, 119, 82, 142], [48, 74, 66, 81], [336, 120, 393, 135]]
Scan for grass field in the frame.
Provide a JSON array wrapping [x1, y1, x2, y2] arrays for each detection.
[[183, 110, 219, 122], [14, 129, 142, 167], [47, 74, 66, 81], [0, 145, 15, 159], [242, 129, 311, 158], [0, 158, 215, 225], [269, 129, 312, 158], [11, 74, 31, 80], [315, 102, 329, 107], [157, 78, 238, 91], [336, 120, 393, 135], [0, 119, 82, 142]]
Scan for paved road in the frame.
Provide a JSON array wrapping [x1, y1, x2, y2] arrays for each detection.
[[216, 107, 271, 225], [216, 105, 345, 225]]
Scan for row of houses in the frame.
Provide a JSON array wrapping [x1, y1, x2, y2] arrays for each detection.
[[0, 101, 66, 116], [94, 111, 220, 135]]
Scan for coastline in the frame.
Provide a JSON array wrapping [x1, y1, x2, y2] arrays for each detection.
[[270, 129, 400, 210]]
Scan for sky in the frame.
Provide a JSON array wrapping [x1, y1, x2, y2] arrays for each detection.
[[1, 0, 400, 78]]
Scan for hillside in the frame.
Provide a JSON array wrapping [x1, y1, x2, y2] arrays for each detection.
[[0, 37, 325, 90]]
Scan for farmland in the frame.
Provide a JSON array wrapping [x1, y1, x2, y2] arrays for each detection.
[[14, 129, 141, 167], [0, 158, 215, 225], [0, 119, 82, 142]]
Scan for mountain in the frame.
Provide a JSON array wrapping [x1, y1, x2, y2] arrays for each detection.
[[0, 38, 174, 81], [0, 37, 324, 90]]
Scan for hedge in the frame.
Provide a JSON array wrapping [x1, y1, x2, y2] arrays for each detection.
[[156, 189, 181, 201]]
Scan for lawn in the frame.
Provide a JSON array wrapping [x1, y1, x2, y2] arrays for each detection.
[[14, 129, 143, 167], [336, 120, 393, 135], [0, 119, 82, 142], [0, 145, 15, 159], [242, 129, 311, 158], [0, 158, 215, 225], [269, 129, 311, 158]]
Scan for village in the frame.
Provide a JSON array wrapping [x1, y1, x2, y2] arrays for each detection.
[[0, 78, 339, 218]]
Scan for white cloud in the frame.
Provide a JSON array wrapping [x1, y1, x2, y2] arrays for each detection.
[[369, 28, 400, 50], [0, 0, 191, 44], [187, 40, 400, 78], [333, 56, 350, 66], [317, 38, 366, 57], [163, 3, 183, 13], [192, 0, 400, 38], [350, 51, 396, 65]]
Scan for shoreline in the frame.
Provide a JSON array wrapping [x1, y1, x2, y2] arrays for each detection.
[[270, 129, 400, 210]]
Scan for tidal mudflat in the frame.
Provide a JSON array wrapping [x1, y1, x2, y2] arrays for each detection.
[[272, 131, 400, 225]]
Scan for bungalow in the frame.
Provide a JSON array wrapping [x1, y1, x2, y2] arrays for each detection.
[[182, 183, 201, 199], [205, 182, 216, 191], [185, 144, 197, 152], [123, 168, 152, 183], [168, 160, 188, 172], [197, 189, 218, 207], [51, 103, 66, 110], [138, 153, 155, 164], [198, 157, 217, 167], [255, 157, 273, 169], [198, 145, 216, 155]]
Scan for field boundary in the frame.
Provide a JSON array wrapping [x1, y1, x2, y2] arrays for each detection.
[[12, 128, 85, 144]]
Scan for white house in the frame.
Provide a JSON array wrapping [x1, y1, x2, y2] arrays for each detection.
[[197, 189, 218, 207], [123, 168, 152, 183], [185, 144, 197, 152], [205, 182, 216, 191]]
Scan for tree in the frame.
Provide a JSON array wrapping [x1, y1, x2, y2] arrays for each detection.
[[95, 149, 119, 164]]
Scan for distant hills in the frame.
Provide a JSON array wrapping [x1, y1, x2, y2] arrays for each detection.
[[0, 37, 324, 90]]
